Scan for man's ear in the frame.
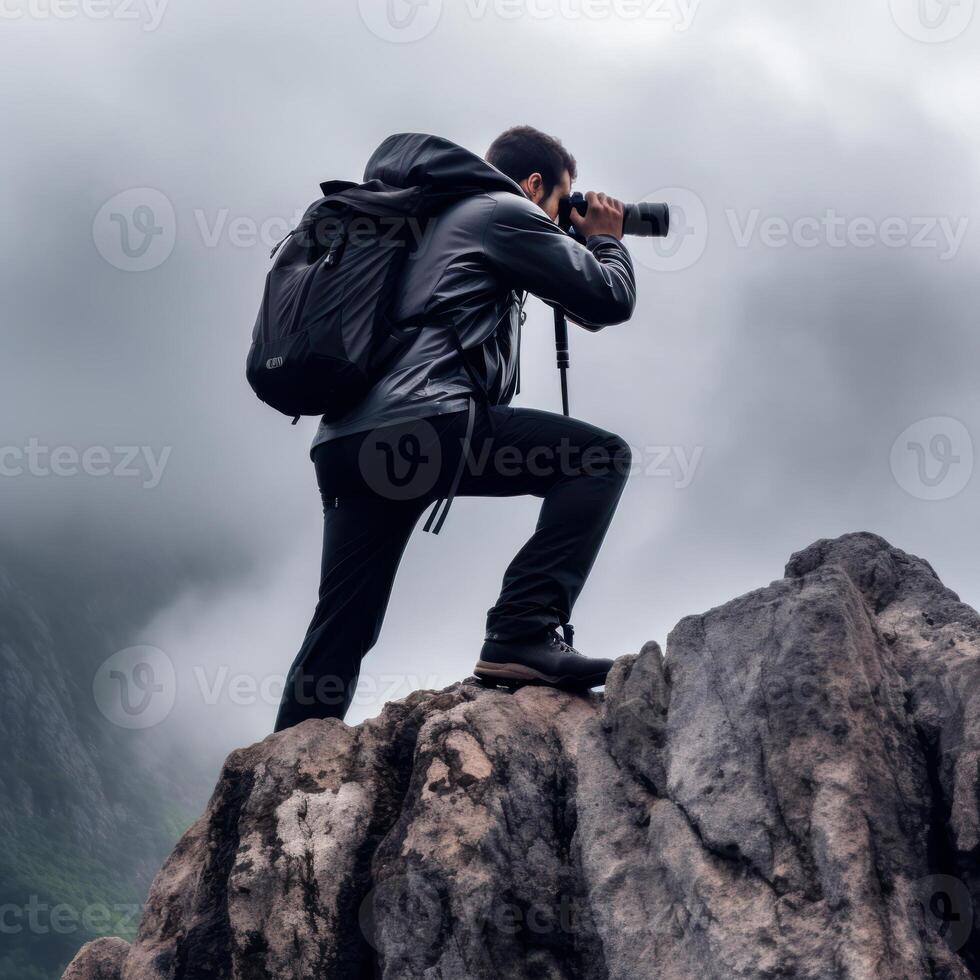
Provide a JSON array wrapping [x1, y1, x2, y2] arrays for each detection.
[[520, 172, 544, 203]]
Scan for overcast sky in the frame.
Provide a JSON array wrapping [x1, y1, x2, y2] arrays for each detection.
[[3, 0, 978, 769]]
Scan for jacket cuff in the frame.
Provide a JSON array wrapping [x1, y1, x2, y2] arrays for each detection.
[[585, 234, 627, 251]]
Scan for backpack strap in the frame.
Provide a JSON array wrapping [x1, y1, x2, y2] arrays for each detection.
[[422, 320, 498, 534], [515, 291, 527, 397], [423, 396, 476, 535]]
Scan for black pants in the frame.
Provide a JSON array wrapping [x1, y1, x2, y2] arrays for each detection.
[[273, 405, 630, 731]]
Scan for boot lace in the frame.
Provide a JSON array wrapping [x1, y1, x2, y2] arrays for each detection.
[[548, 630, 581, 657]]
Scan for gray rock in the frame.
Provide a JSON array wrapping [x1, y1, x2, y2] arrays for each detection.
[[62, 533, 980, 978], [61, 937, 131, 980]]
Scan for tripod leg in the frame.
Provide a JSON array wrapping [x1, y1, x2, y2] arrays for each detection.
[[552, 311, 578, 642], [554, 308, 571, 418]]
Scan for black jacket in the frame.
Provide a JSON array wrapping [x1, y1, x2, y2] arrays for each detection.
[[313, 134, 636, 448]]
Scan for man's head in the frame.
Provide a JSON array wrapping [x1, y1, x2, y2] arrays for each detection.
[[486, 125, 577, 222]]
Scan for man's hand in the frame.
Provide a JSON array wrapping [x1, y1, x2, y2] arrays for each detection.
[[569, 192, 625, 240]]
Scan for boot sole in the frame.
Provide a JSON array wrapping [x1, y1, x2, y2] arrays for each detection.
[[473, 660, 609, 692]]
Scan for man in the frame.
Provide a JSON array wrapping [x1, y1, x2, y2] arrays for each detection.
[[274, 126, 636, 732]]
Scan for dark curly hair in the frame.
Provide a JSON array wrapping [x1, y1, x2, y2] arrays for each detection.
[[486, 125, 577, 195]]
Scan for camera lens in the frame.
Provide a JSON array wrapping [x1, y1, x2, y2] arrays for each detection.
[[623, 203, 669, 238]]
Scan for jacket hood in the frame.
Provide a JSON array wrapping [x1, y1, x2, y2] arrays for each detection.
[[363, 133, 525, 198]]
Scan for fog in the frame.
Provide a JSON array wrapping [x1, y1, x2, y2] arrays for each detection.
[[3, 0, 978, 772]]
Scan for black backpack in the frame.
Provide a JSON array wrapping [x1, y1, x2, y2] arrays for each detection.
[[246, 134, 521, 424]]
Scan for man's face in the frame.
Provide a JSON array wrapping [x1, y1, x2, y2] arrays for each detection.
[[521, 169, 572, 222]]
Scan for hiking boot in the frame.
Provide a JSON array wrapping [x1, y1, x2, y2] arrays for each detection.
[[474, 629, 614, 691]]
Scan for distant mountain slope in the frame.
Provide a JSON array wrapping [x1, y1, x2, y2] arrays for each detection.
[[0, 560, 208, 980]]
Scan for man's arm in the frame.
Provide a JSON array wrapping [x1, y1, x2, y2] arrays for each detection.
[[481, 193, 637, 331]]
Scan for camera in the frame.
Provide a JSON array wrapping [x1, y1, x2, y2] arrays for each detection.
[[558, 191, 669, 239]]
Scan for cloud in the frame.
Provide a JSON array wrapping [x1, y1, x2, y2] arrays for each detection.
[[2, 0, 978, 763]]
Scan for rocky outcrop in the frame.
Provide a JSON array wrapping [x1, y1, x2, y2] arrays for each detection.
[[64, 533, 980, 979], [62, 938, 132, 980]]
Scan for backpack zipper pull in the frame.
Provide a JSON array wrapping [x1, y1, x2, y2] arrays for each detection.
[[270, 228, 298, 259], [324, 229, 347, 267]]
